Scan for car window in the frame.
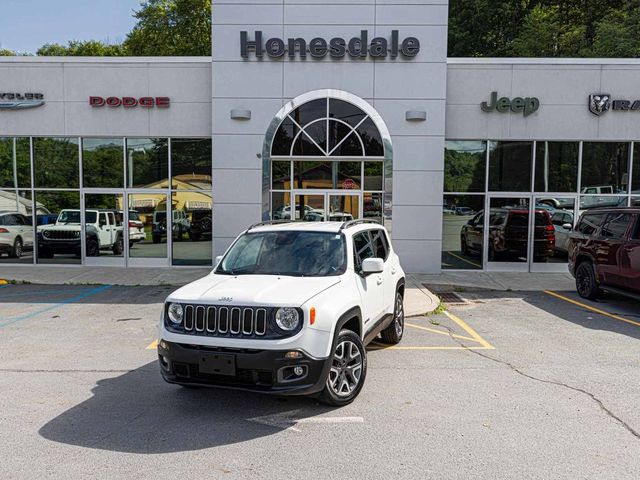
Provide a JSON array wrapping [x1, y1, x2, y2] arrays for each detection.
[[551, 213, 563, 226], [0, 214, 14, 225], [535, 212, 551, 227], [99, 213, 108, 227], [508, 212, 528, 227], [370, 229, 389, 261], [576, 213, 606, 235], [601, 213, 631, 240], [633, 216, 640, 240], [489, 211, 506, 226], [353, 232, 375, 271]]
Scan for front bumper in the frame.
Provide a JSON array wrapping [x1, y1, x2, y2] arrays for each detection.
[[38, 238, 81, 253], [158, 340, 331, 395]]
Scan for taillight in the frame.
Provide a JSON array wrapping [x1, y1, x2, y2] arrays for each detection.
[[545, 224, 554, 232], [0, 228, 8, 233], [128, 221, 136, 227]]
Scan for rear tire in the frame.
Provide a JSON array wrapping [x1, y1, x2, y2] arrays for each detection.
[[461, 236, 469, 255], [86, 238, 99, 257], [379, 291, 404, 345], [318, 329, 367, 407], [576, 261, 600, 300], [112, 236, 124, 255], [9, 237, 22, 258]]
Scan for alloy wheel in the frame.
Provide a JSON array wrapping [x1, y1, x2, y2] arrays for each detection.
[[394, 294, 404, 337], [14, 239, 22, 258], [328, 340, 363, 397]]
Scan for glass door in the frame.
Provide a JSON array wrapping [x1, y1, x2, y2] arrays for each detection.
[[484, 196, 531, 272], [82, 191, 125, 267], [530, 196, 577, 272], [126, 191, 170, 267], [327, 193, 360, 222], [292, 191, 362, 222]]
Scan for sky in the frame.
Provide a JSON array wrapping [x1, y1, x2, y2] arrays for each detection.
[[0, 0, 141, 53]]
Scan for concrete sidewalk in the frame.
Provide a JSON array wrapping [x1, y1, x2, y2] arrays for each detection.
[[0, 266, 442, 316], [414, 271, 576, 293]]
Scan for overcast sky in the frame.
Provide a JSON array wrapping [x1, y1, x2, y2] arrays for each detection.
[[0, 0, 140, 53]]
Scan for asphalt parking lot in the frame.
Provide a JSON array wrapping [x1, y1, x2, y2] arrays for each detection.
[[1, 282, 639, 479]]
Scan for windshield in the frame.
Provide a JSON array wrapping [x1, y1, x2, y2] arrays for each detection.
[[56, 211, 97, 224], [217, 231, 346, 277]]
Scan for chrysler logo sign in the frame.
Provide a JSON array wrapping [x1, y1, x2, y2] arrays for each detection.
[[241, 30, 420, 59], [0, 92, 45, 110]]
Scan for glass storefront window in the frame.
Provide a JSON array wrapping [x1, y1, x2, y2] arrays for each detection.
[[336, 162, 361, 190], [441, 195, 484, 270], [363, 192, 383, 224], [488, 141, 532, 192], [534, 142, 579, 192], [172, 191, 212, 266], [171, 138, 212, 189], [580, 195, 628, 210], [35, 191, 81, 264], [83, 194, 124, 258], [0, 189, 34, 264], [444, 141, 486, 193], [34, 137, 79, 189], [581, 142, 630, 194], [632, 145, 640, 195], [294, 161, 333, 189], [271, 192, 293, 220], [82, 138, 124, 189], [128, 193, 167, 259], [364, 162, 383, 191], [0, 137, 31, 189], [272, 161, 291, 190], [126, 138, 168, 189], [294, 194, 325, 221]]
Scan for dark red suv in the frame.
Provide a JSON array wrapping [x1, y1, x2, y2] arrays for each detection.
[[568, 207, 640, 300]]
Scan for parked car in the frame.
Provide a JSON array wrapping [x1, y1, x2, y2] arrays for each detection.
[[189, 210, 212, 241], [443, 205, 456, 215], [152, 210, 191, 243], [461, 207, 555, 262], [124, 210, 146, 246], [36, 213, 59, 226], [37, 209, 124, 258], [303, 211, 354, 222], [550, 210, 574, 254], [0, 211, 33, 258], [455, 206, 474, 216], [273, 204, 314, 220], [159, 220, 405, 406], [568, 207, 640, 300]]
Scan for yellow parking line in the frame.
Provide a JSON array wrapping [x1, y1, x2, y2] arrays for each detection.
[[370, 343, 493, 351], [443, 310, 495, 349], [446, 251, 482, 269], [146, 340, 158, 350], [405, 322, 477, 342], [544, 290, 640, 328]]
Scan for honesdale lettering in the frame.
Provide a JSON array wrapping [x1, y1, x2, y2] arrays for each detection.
[[240, 30, 420, 59]]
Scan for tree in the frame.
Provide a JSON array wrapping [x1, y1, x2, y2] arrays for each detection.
[[37, 40, 127, 56], [0, 48, 16, 56], [124, 0, 211, 56]]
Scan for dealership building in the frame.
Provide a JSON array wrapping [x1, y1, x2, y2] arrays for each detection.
[[1, 0, 639, 273]]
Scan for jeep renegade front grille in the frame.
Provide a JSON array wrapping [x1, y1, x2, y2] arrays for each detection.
[[44, 230, 78, 240], [182, 305, 268, 337]]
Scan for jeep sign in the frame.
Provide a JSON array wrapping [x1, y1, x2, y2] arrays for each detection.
[[481, 91, 540, 117], [240, 30, 420, 59]]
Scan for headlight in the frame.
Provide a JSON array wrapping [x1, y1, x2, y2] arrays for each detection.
[[43, 230, 49, 238], [275, 307, 300, 331], [167, 303, 184, 325]]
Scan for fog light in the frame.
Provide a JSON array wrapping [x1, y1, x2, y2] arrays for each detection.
[[293, 366, 304, 376], [285, 351, 302, 359]]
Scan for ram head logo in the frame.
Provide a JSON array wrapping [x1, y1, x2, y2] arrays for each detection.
[[589, 94, 611, 116]]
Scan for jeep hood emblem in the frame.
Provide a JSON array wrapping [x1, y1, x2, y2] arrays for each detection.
[[218, 296, 233, 302], [589, 94, 611, 116]]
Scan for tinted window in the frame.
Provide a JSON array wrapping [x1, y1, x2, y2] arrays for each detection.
[[633, 216, 640, 240], [581, 142, 630, 194], [489, 211, 506, 226], [535, 212, 551, 227], [444, 141, 487, 193], [371, 229, 388, 260], [489, 141, 533, 192], [551, 212, 564, 226], [353, 232, 375, 270], [1, 214, 16, 225], [534, 142, 579, 192], [509, 213, 528, 227], [577, 214, 606, 235], [601, 213, 631, 240], [82, 138, 124, 188]]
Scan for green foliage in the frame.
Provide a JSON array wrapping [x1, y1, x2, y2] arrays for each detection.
[[37, 40, 128, 56], [124, 0, 211, 56], [0, 48, 16, 56]]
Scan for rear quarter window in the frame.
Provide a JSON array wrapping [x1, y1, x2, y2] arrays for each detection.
[[576, 213, 606, 235]]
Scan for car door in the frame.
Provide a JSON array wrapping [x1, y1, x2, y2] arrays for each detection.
[[465, 212, 484, 251], [620, 214, 640, 292], [97, 212, 111, 247], [370, 228, 396, 314], [352, 231, 385, 332], [598, 212, 632, 287], [15, 214, 33, 247]]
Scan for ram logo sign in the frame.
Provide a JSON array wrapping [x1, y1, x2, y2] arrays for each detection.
[[589, 94, 611, 116], [0, 92, 45, 110]]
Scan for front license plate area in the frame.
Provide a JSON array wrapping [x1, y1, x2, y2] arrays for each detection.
[[199, 353, 236, 376]]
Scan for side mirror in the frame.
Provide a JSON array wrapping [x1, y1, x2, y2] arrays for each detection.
[[215, 255, 223, 266], [361, 258, 384, 275], [562, 223, 573, 231]]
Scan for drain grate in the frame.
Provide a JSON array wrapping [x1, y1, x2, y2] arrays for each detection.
[[437, 292, 467, 305]]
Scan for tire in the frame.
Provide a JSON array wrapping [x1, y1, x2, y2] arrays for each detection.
[[86, 238, 99, 257], [9, 237, 23, 258], [38, 247, 53, 259], [575, 261, 601, 300], [461, 236, 469, 255], [318, 329, 367, 407], [112, 236, 124, 255], [152, 234, 161, 244], [379, 290, 404, 345]]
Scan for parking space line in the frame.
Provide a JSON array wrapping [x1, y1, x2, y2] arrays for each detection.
[[544, 290, 640, 328], [405, 322, 477, 342], [370, 343, 494, 351], [146, 340, 158, 350], [447, 251, 482, 269], [443, 310, 495, 349], [0, 285, 112, 328]]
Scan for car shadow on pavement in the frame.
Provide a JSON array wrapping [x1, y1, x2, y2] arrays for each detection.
[[39, 361, 335, 453]]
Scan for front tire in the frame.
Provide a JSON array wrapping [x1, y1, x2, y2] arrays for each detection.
[[112, 236, 124, 255], [86, 238, 99, 257], [379, 291, 404, 345], [9, 237, 23, 258], [576, 261, 600, 300], [318, 329, 367, 406]]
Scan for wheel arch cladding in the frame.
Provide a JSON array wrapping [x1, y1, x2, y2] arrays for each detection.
[[336, 306, 362, 338]]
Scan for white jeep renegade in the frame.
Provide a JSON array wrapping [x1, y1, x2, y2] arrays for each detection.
[[158, 220, 405, 405]]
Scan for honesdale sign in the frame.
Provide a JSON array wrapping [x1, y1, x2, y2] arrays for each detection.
[[240, 30, 420, 59]]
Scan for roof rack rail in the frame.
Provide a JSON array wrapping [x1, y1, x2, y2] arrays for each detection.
[[339, 219, 382, 231], [246, 219, 293, 231]]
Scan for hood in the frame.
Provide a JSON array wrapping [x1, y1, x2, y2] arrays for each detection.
[[168, 273, 341, 307], [38, 224, 81, 232]]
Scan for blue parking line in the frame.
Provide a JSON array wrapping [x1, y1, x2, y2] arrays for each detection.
[[0, 285, 112, 328], [0, 288, 85, 299]]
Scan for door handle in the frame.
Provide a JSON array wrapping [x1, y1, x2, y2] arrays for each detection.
[[391, 267, 397, 274], [377, 276, 383, 285]]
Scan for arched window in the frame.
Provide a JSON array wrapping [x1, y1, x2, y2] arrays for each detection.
[[271, 98, 384, 158]]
